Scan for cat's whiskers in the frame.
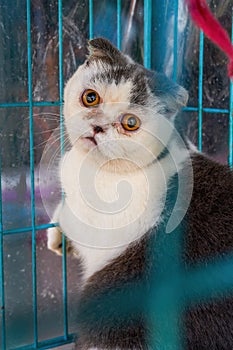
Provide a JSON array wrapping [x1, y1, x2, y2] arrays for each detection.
[[44, 138, 71, 168], [35, 131, 68, 149], [21, 112, 60, 122], [34, 128, 59, 135]]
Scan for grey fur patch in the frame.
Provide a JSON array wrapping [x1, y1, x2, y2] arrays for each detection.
[[130, 68, 149, 105], [90, 64, 135, 85]]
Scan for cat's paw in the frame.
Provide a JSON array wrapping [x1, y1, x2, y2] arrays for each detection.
[[47, 226, 72, 256], [47, 226, 63, 255]]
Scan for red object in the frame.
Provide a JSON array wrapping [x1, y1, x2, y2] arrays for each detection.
[[186, 0, 233, 78]]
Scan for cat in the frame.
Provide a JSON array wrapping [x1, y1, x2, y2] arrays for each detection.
[[47, 38, 233, 349]]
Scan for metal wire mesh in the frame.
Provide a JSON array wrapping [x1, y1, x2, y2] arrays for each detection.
[[0, 0, 233, 349]]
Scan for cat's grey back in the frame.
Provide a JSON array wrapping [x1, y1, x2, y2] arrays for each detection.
[[74, 154, 233, 349]]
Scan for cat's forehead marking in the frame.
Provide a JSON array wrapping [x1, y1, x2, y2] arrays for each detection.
[[85, 61, 149, 106], [97, 80, 132, 104]]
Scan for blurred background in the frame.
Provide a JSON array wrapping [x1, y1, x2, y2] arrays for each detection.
[[0, 0, 232, 348]]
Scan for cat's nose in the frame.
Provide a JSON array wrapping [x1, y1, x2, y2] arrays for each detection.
[[93, 125, 104, 134]]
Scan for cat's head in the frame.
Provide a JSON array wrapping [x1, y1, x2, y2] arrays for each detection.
[[64, 38, 188, 168]]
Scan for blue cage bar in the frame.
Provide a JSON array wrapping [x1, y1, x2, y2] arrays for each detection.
[[0, 0, 233, 349]]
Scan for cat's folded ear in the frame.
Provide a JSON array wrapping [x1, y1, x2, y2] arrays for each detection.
[[164, 83, 189, 116], [148, 72, 189, 115], [87, 37, 129, 65], [172, 83, 189, 108]]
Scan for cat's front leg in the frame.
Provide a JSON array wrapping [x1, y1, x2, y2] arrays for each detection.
[[47, 203, 72, 256]]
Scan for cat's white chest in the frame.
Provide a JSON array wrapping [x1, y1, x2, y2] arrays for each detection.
[[59, 147, 166, 280]]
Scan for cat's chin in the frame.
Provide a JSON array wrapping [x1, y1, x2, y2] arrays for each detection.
[[76, 138, 109, 162]]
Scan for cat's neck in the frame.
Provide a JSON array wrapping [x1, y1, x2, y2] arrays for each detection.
[[72, 144, 145, 174]]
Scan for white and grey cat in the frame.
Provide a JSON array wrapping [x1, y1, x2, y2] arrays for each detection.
[[47, 38, 233, 349]]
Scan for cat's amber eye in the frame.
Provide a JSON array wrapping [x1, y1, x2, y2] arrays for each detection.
[[120, 114, 141, 131], [81, 89, 100, 107]]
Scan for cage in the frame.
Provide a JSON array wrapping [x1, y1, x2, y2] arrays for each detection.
[[0, 0, 233, 349]]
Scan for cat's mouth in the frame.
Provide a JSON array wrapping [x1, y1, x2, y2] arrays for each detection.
[[84, 136, 97, 146]]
